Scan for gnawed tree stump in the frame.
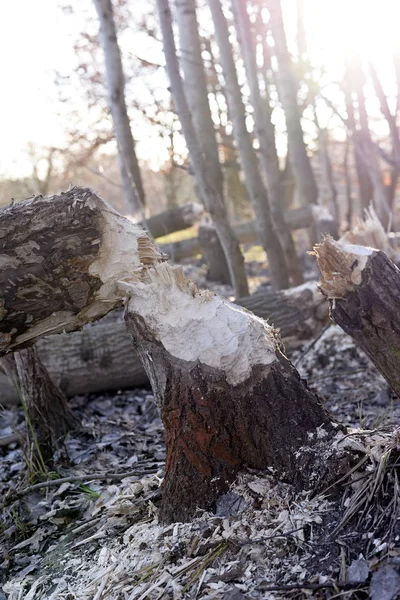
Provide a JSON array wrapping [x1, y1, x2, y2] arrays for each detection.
[[313, 236, 400, 396], [123, 263, 335, 522], [1, 187, 342, 523]]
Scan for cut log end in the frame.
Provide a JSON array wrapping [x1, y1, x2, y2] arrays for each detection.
[[311, 235, 374, 299]]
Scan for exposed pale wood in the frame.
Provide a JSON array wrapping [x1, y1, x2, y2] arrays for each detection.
[[0, 283, 328, 404]]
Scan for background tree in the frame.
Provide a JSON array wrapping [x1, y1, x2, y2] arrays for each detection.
[[156, 0, 249, 297], [93, 0, 145, 216]]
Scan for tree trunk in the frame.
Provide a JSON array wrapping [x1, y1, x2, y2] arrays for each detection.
[[93, 0, 145, 215], [266, 0, 319, 226], [0, 282, 329, 405], [14, 347, 80, 466], [350, 59, 390, 224], [123, 262, 334, 522], [314, 237, 400, 397], [139, 202, 204, 239], [0, 187, 163, 356], [159, 0, 248, 297], [208, 0, 290, 290], [343, 63, 373, 217], [198, 222, 231, 284], [231, 0, 303, 286]]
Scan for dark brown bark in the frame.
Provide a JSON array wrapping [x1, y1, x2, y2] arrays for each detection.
[[14, 347, 80, 466], [314, 237, 400, 397], [139, 202, 203, 239], [125, 294, 333, 523], [0, 187, 162, 356]]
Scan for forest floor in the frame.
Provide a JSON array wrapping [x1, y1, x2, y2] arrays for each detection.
[[1, 251, 400, 599]]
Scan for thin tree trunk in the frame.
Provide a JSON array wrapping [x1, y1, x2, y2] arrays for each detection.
[[93, 0, 145, 216], [207, 0, 290, 290], [157, 0, 248, 297], [313, 104, 339, 222], [351, 59, 390, 224], [266, 0, 318, 222], [14, 347, 80, 467], [343, 137, 353, 229], [231, 0, 303, 286], [343, 65, 373, 217]]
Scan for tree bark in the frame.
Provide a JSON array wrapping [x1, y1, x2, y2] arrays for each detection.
[[198, 222, 231, 284], [14, 347, 80, 466], [343, 63, 373, 217], [349, 58, 390, 224], [231, 0, 302, 286], [158, 0, 249, 297], [208, 0, 292, 290], [139, 202, 204, 239], [93, 0, 145, 215], [313, 237, 400, 396], [1, 282, 328, 405], [266, 0, 318, 222], [0, 187, 163, 355], [123, 263, 334, 522]]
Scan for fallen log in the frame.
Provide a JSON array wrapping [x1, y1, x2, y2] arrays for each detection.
[[160, 204, 338, 260], [0, 282, 328, 404], [0, 187, 164, 355], [139, 202, 203, 239], [313, 236, 400, 398]]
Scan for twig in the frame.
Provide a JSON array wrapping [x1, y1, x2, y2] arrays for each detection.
[[0, 433, 20, 447], [8, 468, 161, 498], [256, 580, 367, 592], [294, 323, 332, 367]]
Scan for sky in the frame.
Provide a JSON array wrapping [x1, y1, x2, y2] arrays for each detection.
[[1, 0, 400, 178]]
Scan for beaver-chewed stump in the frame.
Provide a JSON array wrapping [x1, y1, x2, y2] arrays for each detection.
[[0, 187, 343, 524], [313, 236, 400, 397], [124, 264, 336, 523]]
